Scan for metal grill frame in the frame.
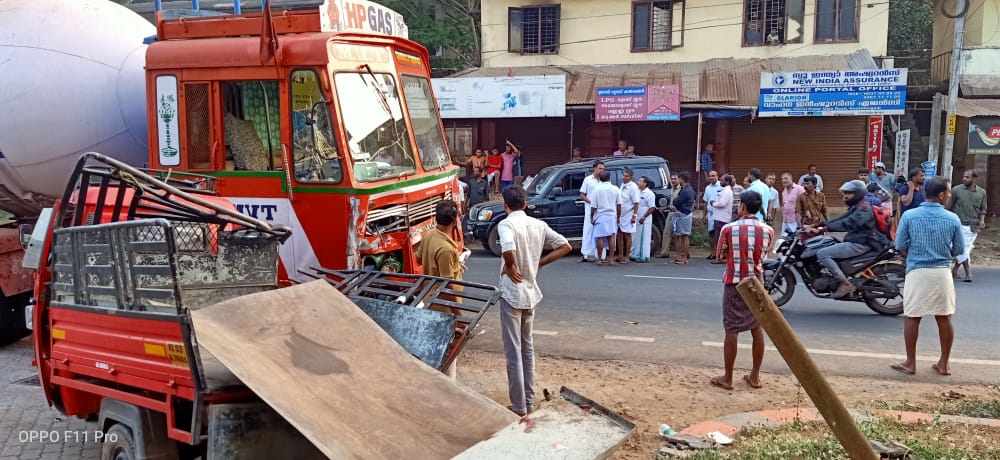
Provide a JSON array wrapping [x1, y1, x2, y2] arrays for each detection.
[[300, 268, 501, 372]]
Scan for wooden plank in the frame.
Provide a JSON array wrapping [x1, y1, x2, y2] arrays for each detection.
[[191, 280, 517, 459]]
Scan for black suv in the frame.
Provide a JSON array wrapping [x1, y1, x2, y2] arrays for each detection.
[[465, 156, 673, 256]]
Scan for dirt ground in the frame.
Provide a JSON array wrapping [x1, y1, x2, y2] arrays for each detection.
[[459, 350, 999, 460]]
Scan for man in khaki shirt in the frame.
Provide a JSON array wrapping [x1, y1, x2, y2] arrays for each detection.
[[415, 199, 465, 378], [949, 169, 988, 281], [796, 176, 828, 227]]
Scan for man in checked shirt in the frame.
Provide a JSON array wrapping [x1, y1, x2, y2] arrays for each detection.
[[710, 190, 773, 391]]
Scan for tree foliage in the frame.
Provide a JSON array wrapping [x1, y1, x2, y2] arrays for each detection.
[[888, 0, 935, 85], [378, 0, 481, 76]]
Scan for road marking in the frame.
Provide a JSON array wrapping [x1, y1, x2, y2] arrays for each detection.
[[605, 334, 655, 343], [701, 342, 1000, 366], [534, 330, 559, 336], [625, 275, 718, 282]]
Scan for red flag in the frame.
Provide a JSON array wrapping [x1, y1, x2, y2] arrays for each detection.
[[507, 67, 513, 77], [259, 0, 280, 64]]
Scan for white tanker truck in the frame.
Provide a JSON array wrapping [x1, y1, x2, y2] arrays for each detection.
[[0, 0, 153, 343]]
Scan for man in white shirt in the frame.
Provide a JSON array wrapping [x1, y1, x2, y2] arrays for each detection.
[[617, 169, 641, 264], [589, 170, 622, 265], [798, 164, 824, 192], [497, 185, 572, 416], [578, 161, 605, 262], [702, 171, 724, 259]]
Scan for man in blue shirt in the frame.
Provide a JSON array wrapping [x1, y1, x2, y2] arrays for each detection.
[[896, 167, 926, 214], [747, 168, 771, 221], [699, 144, 714, 182], [891, 177, 964, 377], [672, 171, 696, 264]]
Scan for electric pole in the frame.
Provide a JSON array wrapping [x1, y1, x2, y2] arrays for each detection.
[[941, 0, 968, 182]]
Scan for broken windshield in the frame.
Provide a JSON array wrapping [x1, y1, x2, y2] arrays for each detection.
[[334, 72, 416, 182]]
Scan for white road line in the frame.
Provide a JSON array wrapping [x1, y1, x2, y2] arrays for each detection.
[[534, 330, 559, 336], [625, 275, 718, 282], [701, 342, 1000, 366], [605, 334, 656, 343]]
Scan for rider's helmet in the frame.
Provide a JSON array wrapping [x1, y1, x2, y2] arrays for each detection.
[[839, 180, 867, 206]]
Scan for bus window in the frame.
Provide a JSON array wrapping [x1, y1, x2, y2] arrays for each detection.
[[401, 75, 449, 170], [333, 72, 416, 182], [290, 69, 342, 183], [220, 80, 279, 171]]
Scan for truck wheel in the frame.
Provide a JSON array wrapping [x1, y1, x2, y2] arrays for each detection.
[[487, 225, 503, 257], [101, 424, 137, 460], [0, 293, 29, 346]]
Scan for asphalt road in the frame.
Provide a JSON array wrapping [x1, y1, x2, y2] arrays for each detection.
[[460, 248, 1000, 385]]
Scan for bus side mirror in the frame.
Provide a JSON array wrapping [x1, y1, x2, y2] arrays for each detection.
[[19, 224, 33, 246]]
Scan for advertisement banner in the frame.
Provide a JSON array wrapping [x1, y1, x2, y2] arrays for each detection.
[[894, 129, 910, 176], [866, 116, 883, 171], [595, 84, 681, 122], [968, 117, 1000, 154], [320, 0, 409, 38], [758, 69, 907, 117], [432, 75, 566, 118]]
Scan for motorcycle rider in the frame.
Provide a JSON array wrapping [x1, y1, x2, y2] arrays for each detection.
[[803, 180, 890, 298]]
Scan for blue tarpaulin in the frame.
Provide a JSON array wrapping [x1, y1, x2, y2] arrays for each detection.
[[679, 108, 753, 119]]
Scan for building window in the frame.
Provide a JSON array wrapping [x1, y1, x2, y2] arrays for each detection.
[[743, 0, 805, 47], [509, 5, 560, 54], [815, 0, 858, 42], [632, 1, 679, 52]]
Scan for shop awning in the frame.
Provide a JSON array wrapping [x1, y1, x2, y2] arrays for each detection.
[[449, 49, 879, 108], [956, 97, 1000, 118]]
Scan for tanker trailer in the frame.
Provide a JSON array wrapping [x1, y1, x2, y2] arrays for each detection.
[[0, 0, 153, 343]]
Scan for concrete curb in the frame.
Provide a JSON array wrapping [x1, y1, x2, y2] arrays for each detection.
[[680, 407, 1000, 438]]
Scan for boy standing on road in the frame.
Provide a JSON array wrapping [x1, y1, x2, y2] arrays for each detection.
[[891, 178, 964, 376], [671, 172, 696, 264], [500, 140, 521, 190], [497, 185, 572, 415], [711, 191, 773, 391]]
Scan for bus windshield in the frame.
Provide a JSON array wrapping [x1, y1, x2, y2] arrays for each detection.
[[334, 72, 416, 181], [401, 75, 450, 170]]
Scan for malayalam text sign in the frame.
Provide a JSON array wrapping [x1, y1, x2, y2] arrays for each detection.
[[758, 69, 907, 117], [595, 84, 680, 122]]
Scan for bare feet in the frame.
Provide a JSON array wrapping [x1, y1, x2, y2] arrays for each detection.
[[932, 363, 951, 376], [890, 362, 915, 375], [743, 374, 762, 389], [710, 376, 734, 391]]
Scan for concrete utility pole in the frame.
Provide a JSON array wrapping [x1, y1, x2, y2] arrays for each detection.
[[942, 0, 968, 182]]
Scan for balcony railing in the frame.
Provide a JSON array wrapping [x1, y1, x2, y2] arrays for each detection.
[[930, 51, 952, 84]]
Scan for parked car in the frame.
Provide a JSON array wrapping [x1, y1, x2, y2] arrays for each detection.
[[465, 155, 673, 257]]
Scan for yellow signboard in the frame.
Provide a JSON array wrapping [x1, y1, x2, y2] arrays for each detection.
[[947, 114, 956, 135]]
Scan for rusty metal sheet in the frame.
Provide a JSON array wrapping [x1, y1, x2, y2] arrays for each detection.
[[190, 280, 517, 460], [956, 96, 1000, 117]]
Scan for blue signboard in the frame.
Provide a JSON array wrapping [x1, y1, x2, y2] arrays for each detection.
[[758, 69, 907, 117]]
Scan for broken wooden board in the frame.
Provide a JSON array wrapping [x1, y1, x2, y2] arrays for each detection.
[[190, 280, 517, 460]]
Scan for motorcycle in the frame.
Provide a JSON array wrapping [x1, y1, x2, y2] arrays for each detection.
[[763, 230, 906, 315]]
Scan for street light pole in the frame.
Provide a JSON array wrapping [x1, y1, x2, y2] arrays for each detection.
[[941, 0, 968, 182]]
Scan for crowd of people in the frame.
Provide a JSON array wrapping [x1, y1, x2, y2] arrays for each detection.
[[434, 140, 987, 411]]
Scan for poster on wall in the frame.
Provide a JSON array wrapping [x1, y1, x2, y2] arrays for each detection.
[[758, 69, 907, 117], [432, 75, 566, 118], [866, 116, 883, 171], [968, 117, 1000, 154], [155, 75, 180, 167], [594, 84, 681, 122], [894, 129, 910, 176]]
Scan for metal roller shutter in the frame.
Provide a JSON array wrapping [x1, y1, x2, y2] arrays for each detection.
[[729, 117, 867, 202], [494, 118, 572, 176]]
